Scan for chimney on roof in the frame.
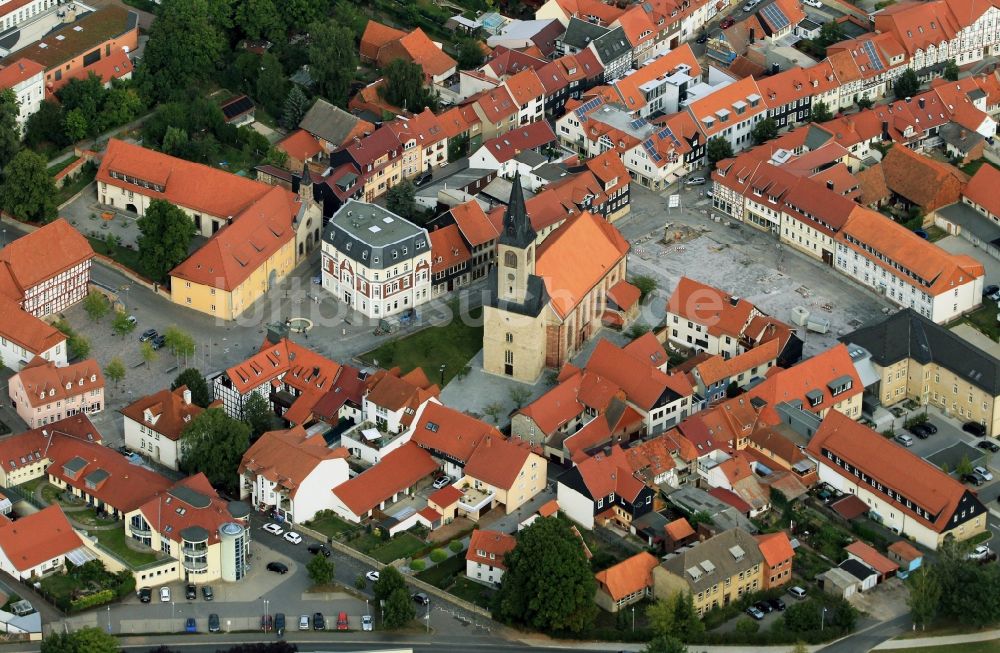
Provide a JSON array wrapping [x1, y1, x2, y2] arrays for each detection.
[[749, 28, 756, 44], [918, 97, 925, 109], [905, 96, 911, 103], [826, 180, 834, 190], [881, 120, 890, 141], [182, 387, 192, 405], [960, 128, 967, 139]]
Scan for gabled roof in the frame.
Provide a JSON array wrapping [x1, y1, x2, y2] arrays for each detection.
[[483, 46, 548, 79], [878, 144, 968, 210], [623, 332, 668, 370], [535, 212, 629, 319], [516, 371, 586, 434], [448, 200, 500, 247], [666, 517, 695, 541], [137, 473, 242, 545], [379, 27, 457, 78], [331, 442, 438, 517], [360, 20, 407, 61], [0, 505, 82, 572], [687, 76, 765, 138], [0, 415, 101, 474], [239, 426, 349, 493], [613, 45, 701, 112], [120, 386, 207, 442], [666, 276, 758, 339], [411, 402, 500, 464], [429, 224, 472, 274], [474, 85, 519, 123], [0, 218, 93, 298], [754, 531, 794, 567], [14, 357, 103, 408], [595, 551, 658, 601], [659, 527, 765, 592], [479, 121, 556, 164], [888, 539, 923, 563], [504, 69, 545, 105], [844, 540, 898, 575], [590, 26, 632, 65], [0, 58, 44, 88], [549, 0, 625, 25], [566, 447, 647, 502], [747, 343, 862, 423], [467, 529, 517, 570], [586, 339, 688, 412], [465, 436, 539, 490], [0, 294, 64, 357], [278, 129, 324, 162]]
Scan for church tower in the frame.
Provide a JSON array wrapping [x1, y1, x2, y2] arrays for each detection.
[[496, 172, 536, 304]]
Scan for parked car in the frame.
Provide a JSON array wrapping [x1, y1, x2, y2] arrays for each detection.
[[754, 600, 772, 614], [685, 176, 707, 186], [366, 570, 380, 583], [283, 531, 303, 545], [978, 440, 1000, 453], [202, 586, 214, 601], [266, 562, 289, 574], [313, 612, 325, 630], [414, 171, 433, 187], [788, 586, 807, 599], [337, 612, 349, 631], [151, 334, 167, 350], [138, 587, 152, 603], [308, 543, 330, 557], [984, 284, 999, 298], [185, 583, 197, 600], [804, 0, 822, 6], [964, 422, 988, 437], [139, 328, 158, 342], [263, 523, 284, 535], [969, 545, 992, 561], [208, 614, 220, 633], [261, 614, 273, 632], [159, 587, 171, 603], [696, 32, 708, 43], [742, 0, 760, 11], [767, 598, 786, 612], [908, 424, 931, 439], [432, 475, 452, 489], [299, 615, 310, 631], [720, 16, 736, 27], [962, 472, 985, 486], [894, 433, 915, 447], [974, 466, 994, 481], [922, 422, 938, 434], [746, 606, 765, 620], [275, 613, 286, 637], [185, 618, 197, 633], [361, 614, 373, 632], [413, 592, 430, 606]]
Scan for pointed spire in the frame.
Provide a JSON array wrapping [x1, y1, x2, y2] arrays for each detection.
[[301, 163, 313, 187], [499, 171, 535, 249]]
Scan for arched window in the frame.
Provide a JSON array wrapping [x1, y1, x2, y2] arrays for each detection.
[[504, 251, 517, 267]]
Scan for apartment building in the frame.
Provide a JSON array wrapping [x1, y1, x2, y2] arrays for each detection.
[[0, 59, 44, 131], [121, 386, 212, 470], [9, 358, 104, 429]]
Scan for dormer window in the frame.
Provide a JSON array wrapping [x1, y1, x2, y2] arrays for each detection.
[[65, 382, 71, 390], [49, 389, 55, 397]]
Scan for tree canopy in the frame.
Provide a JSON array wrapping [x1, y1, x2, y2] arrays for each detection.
[[706, 137, 733, 164], [810, 99, 833, 123], [494, 516, 597, 633], [179, 408, 251, 494], [136, 200, 197, 283], [386, 179, 417, 220], [893, 69, 920, 100], [241, 392, 275, 439], [0, 88, 20, 170], [373, 565, 407, 602], [308, 20, 358, 107], [0, 149, 57, 223], [139, 0, 226, 101], [40, 627, 119, 653], [172, 368, 212, 408], [383, 587, 416, 629], [381, 59, 437, 112], [104, 357, 126, 388], [751, 117, 779, 145]]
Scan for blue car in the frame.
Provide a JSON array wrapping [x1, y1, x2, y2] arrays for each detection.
[[185, 617, 196, 633]]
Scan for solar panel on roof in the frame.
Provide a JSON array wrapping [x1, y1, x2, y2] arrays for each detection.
[[642, 138, 662, 162], [862, 41, 884, 71], [657, 126, 681, 148], [629, 118, 648, 130], [574, 97, 603, 122], [760, 3, 789, 30]]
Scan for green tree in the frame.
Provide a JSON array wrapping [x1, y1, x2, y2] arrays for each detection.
[[256, 52, 288, 117], [671, 592, 704, 640], [810, 99, 833, 122], [383, 586, 416, 629], [457, 38, 485, 69], [141, 340, 158, 369], [281, 86, 311, 129], [40, 627, 119, 653], [0, 88, 19, 170], [381, 58, 436, 112], [99, 85, 144, 133], [164, 326, 197, 367], [105, 357, 126, 389], [241, 392, 274, 438], [171, 368, 212, 407], [373, 566, 407, 602], [386, 179, 417, 219], [509, 385, 532, 408], [483, 401, 504, 424], [631, 275, 657, 302], [308, 20, 358, 107], [643, 637, 687, 653], [139, 0, 226, 102], [831, 597, 858, 631], [161, 126, 190, 157], [707, 136, 733, 164], [857, 97, 874, 109], [179, 408, 252, 494], [136, 199, 196, 282], [306, 553, 335, 585], [448, 133, 469, 162], [943, 59, 960, 81], [68, 334, 90, 359], [783, 599, 824, 632], [735, 617, 759, 636], [0, 149, 57, 223], [83, 291, 110, 321], [284, 0, 326, 32], [494, 516, 596, 633], [816, 21, 845, 47], [646, 598, 676, 637], [957, 454, 974, 476], [893, 69, 920, 100], [907, 566, 941, 629], [25, 101, 68, 149], [751, 117, 779, 145], [112, 310, 137, 337], [332, 0, 368, 39], [235, 0, 284, 42]]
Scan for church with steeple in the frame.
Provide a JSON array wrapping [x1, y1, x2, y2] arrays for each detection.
[[483, 173, 638, 383]]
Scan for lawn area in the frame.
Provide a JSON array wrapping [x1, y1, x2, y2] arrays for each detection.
[[961, 158, 1000, 177], [308, 513, 357, 539], [893, 641, 1000, 652], [362, 303, 483, 385], [369, 533, 426, 564], [955, 303, 1000, 342], [416, 554, 465, 588], [49, 155, 80, 175], [447, 577, 496, 610], [925, 225, 949, 242], [41, 483, 65, 506], [94, 528, 159, 568], [88, 237, 145, 277], [56, 163, 96, 206], [16, 477, 44, 494]]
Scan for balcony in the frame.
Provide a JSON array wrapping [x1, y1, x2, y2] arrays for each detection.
[[130, 524, 151, 537], [183, 557, 209, 572], [458, 487, 495, 513], [182, 543, 208, 556]]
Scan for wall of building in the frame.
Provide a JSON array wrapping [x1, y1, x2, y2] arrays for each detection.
[[0, 334, 65, 372], [123, 416, 181, 470], [483, 304, 549, 383], [8, 376, 104, 429], [556, 482, 595, 530]]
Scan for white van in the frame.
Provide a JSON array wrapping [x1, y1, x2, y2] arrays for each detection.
[[788, 586, 807, 599]]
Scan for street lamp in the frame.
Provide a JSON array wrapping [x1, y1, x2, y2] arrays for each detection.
[[107, 605, 111, 633], [264, 598, 270, 631], [425, 599, 431, 633], [439, 364, 446, 386], [821, 606, 828, 631], [171, 601, 175, 621], [631, 605, 635, 632]]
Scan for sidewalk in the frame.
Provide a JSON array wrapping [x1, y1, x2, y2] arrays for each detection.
[[874, 628, 1000, 650]]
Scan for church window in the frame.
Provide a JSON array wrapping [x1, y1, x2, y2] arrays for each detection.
[[505, 332, 513, 343], [504, 251, 517, 267]]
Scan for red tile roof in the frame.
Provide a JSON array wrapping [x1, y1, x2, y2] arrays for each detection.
[[666, 276, 758, 339], [360, 20, 407, 61], [808, 410, 973, 532], [331, 442, 438, 517], [411, 402, 500, 464], [137, 473, 242, 545], [845, 540, 898, 576], [504, 68, 545, 106], [449, 200, 499, 247], [120, 386, 208, 442], [665, 517, 695, 541], [429, 224, 472, 274], [613, 45, 701, 112], [389, 28, 457, 78], [754, 531, 794, 567], [607, 280, 640, 311], [0, 505, 82, 573], [466, 529, 517, 570], [587, 338, 691, 411], [0, 218, 92, 298], [364, 368, 439, 416], [595, 551, 658, 601], [278, 129, 324, 162], [240, 425, 349, 492], [0, 58, 44, 89], [747, 343, 861, 423], [0, 415, 101, 475], [464, 435, 538, 490], [687, 76, 765, 137], [575, 448, 647, 502], [0, 295, 64, 358], [831, 494, 870, 520], [14, 357, 103, 408], [428, 484, 463, 508], [474, 85, 518, 124], [707, 487, 752, 513], [887, 539, 923, 563], [623, 332, 667, 369], [479, 121, 556, 163], [483, 46, 548, 79]]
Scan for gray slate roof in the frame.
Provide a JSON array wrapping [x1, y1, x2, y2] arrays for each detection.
[[561, 17, 609, 49], [300, 99, 362, 146], [840, 309, 1000, 395], [659, 528, 764, 593], [936, 202, 1000, 246], [324, 200, 429, 271], [592, 27, 633, 64]]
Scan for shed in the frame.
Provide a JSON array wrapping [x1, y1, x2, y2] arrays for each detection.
[[818, 566, 862, 599]]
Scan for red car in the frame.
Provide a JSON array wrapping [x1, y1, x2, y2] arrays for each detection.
[[720, 16, 735, 28], [336, 612, 349, 631]]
